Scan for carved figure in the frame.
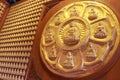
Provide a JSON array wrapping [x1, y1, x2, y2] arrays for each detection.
[[86, 43, 97, 62], [55, 17, 62, 26], [63, 22, 80, 46], [88, 8, 97, 20], [94, 23, 107, 39], [70, 7, 79, 17], [63, 52, 74, 69], [45, 27, 54, 43], [49, 46, 57, 60]]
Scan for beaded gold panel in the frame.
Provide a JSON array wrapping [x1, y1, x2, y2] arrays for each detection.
[[40, 1, 120, 78], [0, 0, 51, 80], [0, 1, 6, 20]]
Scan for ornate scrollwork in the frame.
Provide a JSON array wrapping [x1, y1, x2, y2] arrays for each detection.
[[40, 1, 120, 78]]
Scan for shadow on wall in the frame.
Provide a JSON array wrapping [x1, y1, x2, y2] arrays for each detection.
[[7, 0, 20, 4]]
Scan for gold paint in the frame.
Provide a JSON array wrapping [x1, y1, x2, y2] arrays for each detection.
[[40, 1, 120, 78]]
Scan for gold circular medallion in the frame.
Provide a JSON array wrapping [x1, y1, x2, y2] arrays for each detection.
[[40, 1, 120, 78]]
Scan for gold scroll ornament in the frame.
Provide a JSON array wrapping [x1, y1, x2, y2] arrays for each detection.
[[40, 1, 120, 78]]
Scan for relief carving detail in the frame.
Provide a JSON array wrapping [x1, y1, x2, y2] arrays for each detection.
[[40, 1, 120, 78]]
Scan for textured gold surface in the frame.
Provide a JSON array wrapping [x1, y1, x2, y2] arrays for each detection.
[[0, 2, 5, 18], [40, 1, 120, 78], [0, 0, 48, 79]]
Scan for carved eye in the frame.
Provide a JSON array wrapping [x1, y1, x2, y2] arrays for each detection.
[[40, 1, 120, 79]]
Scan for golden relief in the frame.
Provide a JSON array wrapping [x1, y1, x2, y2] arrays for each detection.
[[40, 1, 120, 78], [63, 52, 75, 69], [63, 22, 80, 46], [88, 8, 98, 20], [94, 22, 107, 39]]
